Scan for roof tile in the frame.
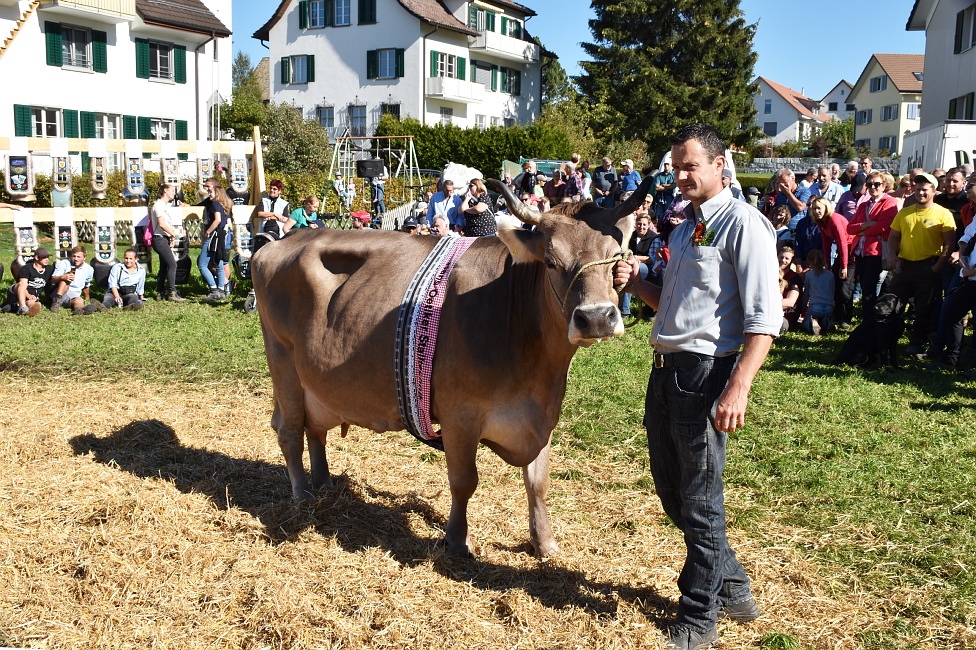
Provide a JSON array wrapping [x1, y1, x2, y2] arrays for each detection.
[[758, 77, 827, 123], [137, 0, 231, 37], [872, 53, 924, 93]]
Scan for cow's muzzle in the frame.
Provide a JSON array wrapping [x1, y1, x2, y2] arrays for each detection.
[[568, 302, 624, 346]]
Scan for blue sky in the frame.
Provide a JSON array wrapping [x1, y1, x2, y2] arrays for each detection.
[[230, 0, 926, 102]]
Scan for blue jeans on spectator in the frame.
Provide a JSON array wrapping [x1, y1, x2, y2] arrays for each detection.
[[644, 354, 752, 634], [621, 262, 648, 315], [372, 185, 385, 216], [596, 194, 615, 209], [198, 236, 225, 290]]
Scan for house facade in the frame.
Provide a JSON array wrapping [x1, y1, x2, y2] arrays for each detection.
[[820, 80, 854, 122], [253, 0, 545, 136], [0, 0, 231, 169], [907, 0, 976, 127], [752, 77, 827, 144], [849, 53, 924, 155]]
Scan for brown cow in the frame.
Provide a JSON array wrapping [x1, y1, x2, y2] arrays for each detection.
[[252, 176, 653, 556]]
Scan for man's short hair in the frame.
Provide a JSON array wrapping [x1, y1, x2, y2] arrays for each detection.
[[443, 180, 454, 188], [818, 166, 830, 175], [636, 214, 650, 223], [776, 241, 795, 255], [776, 168, 795, 180], [946, 167, 967, 180], [860, 156, 872, 164], [601, 157, 611, 165], [432, 215, 450, 227], [71, 245, 86, 256], [669, 123, 727, 162]]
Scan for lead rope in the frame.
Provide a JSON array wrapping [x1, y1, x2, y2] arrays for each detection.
[[547, 250, 642, 328]]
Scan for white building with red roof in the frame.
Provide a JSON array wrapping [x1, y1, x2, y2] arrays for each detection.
[[752, 76, 828, 145]]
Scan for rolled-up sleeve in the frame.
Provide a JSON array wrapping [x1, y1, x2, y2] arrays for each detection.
[[731, 215, 783, 337]]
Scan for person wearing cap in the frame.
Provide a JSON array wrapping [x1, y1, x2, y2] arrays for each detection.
[[51, 245, 102, 315], [619, 159, 642, 202], [592, 157, 618, 208], [2, 247, 53, 316], [887, 172, 957, 355], [721, 168, 745, 201], [401, 215, 420, 234], [745, 186, 761, 208], [653, 162, 677, 218], [258, 180, 291, 236], [426, 180, 464, 231], [834, 175, 866, 222], [350, 211, 371, 230]]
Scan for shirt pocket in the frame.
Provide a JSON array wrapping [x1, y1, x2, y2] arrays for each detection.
[[684, 246, 722, 286]]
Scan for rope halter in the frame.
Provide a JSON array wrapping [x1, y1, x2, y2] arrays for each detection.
[[547, 249, 633, 313]]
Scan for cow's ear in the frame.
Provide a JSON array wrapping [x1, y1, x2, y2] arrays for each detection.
[[614, 212, 636, 248], [497, 220, 545, 263]]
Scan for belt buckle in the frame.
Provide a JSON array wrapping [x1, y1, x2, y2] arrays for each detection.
[[654, 352, 664, 369]]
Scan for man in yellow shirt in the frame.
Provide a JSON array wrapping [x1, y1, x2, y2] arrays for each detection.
[[887, 172, 956, 355]]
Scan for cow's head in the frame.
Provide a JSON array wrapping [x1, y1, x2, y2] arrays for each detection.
[[493, 177, 653, 346]]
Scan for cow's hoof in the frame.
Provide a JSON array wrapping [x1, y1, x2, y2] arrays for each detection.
[[533, 540, 560, 558], [311, 475, 335, 490], [443, 537, 474, 558]]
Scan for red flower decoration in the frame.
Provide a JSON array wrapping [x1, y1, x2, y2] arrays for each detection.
[[693, 220, 705, 245]]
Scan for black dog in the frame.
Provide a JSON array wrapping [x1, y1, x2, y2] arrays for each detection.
[[834, 293, 905, 368]]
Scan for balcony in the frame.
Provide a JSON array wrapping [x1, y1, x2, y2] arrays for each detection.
[[39, 0, 136, 22], [425, 76, 486, 104], [469, 30, 539, 64]]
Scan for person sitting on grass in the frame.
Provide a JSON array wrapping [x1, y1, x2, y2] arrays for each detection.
[[767, 204, 793, 244], [283, 195, 320, 233], [778, 242, 803, 332], [101, 249, 145, 311], [51, 245, 105, 315], [802, 248, 834, 336], [1, 246, 52, 316]]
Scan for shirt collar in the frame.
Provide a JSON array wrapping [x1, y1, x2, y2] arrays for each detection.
[[691, 186, 734, 222]]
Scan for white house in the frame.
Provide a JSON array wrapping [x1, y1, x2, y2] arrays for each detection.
[[253, 0, 546, 135], [0, 0, 231, 170], [752, 77, 827, 144], [849, 53, 923, 155], [907, 0, 975, 127], [820, 80, 854, 122]]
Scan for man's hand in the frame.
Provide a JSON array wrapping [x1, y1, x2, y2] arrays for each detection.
[[714, 379, 750, 434], [614, 257, 640, 291], [839, 267, 848, 280]]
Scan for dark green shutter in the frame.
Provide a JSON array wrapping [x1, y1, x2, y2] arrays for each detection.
[[138, 116, 152, 139], [307, 55, 315, 82], [967, 92, 975, 121], [280, 57, 290, 84], [490, 65, 497, 92], [468, 5, 478, 28], [470, 60, 476, 82], [457, 56, 465, 81], [949, 98, 958, 120], [955, 10, 965, 54], [430, 50, 438, 77], [176, 120, 188, 160], [299, 0, 308, 29], [512, 20, 521, 38], [123, 115, 137, 139], [174, 45, 186, 84], [80, 111, 96, 138], [135, 39, 150, 78], [324, 0, 334, 26], [14, 105, 32, 137], [45, 22, 63, 66], [359, 0, 376, 24], [366, 50, 378, 79], [63, 109, 79, 138], [500, 67, 507, 93], [395, 48, 404, 78], [485, 11, 495, 31], [512, 69, 521, 95], [92, 30, 107, 73], [81, 152, 90, 174], [501, 16, 507, 35]]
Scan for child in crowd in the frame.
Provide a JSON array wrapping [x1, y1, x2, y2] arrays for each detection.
[[803, 249, 834, 336]]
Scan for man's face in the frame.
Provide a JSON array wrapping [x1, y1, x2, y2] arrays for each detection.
[[945, 172, 966, 196], [602, 159, 611, 169], [353, 218, 367, 230], [622, 164, 631, 174], [777, 172, 796, 193], [405, 226, 418, 235], [35, 255, 49, 268], [269, 185, 280, 198], [635, 217, 650, 237], [860, 158, 872, 172], [431, 220, 449, 236], [831, 164, 840, 179], [663, 163, 671, 173], [778, 249, 794, 270], [71, 251, 85, 267], [818, 168, 830, 186], [124, 251, 138, 268], [671, 139, 724, 206], [722, 175, 731, 188], [915, 181, 936, 206], [444, 183, 454, 196]]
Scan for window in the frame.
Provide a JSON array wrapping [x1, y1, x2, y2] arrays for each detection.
[[845, 103, 856, 112], [763, 99, 771, 114], [491, 116, 501, 127], [32, 107, 60, 137], [869, 75, 887, 92], [504, 117, 515, 128], [280, 55, 315, 84], [309, 0, 326, 27], [438, 52, 456, 78], [467, 6, 496, 31], [878, 136, 897, 153], [349, 105, 366, 136], [378, 49, 397, 78], [841, 88, 846, 96], [853, 138, 871, 148], [358, 0, 376, 24], [335, 0, 350, 26], [61, 26, 90, 68], [906, 103, 920, 120], [913, 72, 923, 81], [473, 60, 494, 91], [440, 107, 453, 125], [502, 16, 522, 38], [136, 39, 185, 82], [828, 102, 838, 112], [949, 92, 975, 120], [381, 103, 400, 120], [856, 109, 873, 125], [150, 41, 171, 79], [94, 113, 120, 139], [954, 5, 976, 54], [475, 114, 486, 129], [150, 118, 174, 140], [762, 122, 777, 137], [367, 48, 403, 79], [317, 106, 334, 128], [501, 67, 521, 95], [881, 104, 898, 121]]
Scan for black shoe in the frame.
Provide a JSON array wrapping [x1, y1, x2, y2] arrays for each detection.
[[93, 301, 108, 313], [664, 625, 718, 650], [123, 301, 143, 312], [50, 297, 62, 313], [718, 596, 761, 623]]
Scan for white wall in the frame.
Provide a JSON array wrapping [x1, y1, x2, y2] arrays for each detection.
[[919, 0, 976, 130], [753, 81, 802, 144], [822, 83, 854, 122]]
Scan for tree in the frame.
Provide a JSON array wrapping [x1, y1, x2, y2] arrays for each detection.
[[819, 116, 854, 156], [538, 46, 574, 108], [577, 0, 761, 163], [262, 103, 332, 174], [220, 52, 268, 140]]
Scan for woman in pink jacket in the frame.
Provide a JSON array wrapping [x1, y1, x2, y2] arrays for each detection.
[[847, 171, 900, 310], [810, 195, 857, 328]]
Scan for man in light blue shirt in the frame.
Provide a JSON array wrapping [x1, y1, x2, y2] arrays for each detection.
[[51, 245, 101, 315], [425, 180, 464, 230], [619, 159, 642, 199], [615, 123, 780, 650], [808, 166, 844, 205]]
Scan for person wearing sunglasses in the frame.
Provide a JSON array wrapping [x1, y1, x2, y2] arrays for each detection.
[[847, 171, 900, 309]]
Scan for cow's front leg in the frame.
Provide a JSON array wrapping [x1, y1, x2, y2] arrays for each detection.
[[523, 439, 559, 557], [272, 400, 313, 501], [306, 430, 335, 490], [443, 436, 479, 556]]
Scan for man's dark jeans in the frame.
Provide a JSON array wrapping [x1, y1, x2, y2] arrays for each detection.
[[889, 257, 941, 348], [644, 353, 753, 633]]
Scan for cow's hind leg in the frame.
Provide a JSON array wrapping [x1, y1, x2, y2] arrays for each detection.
[[271, 397, 313, 502], [523, 439, 559, 557], [306, 429, 335, 490], [443, 434, 480, 556]]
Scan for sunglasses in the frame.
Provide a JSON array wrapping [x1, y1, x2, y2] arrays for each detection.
[[865, 182, 884, 188]]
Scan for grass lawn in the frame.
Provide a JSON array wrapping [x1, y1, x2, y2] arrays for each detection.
[[1, 222, 974, 647]]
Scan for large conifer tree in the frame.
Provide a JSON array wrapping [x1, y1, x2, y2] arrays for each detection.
[[577, 0, 761, 160]]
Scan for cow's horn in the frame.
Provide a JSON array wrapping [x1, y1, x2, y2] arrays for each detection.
[[490, 179, 540, 226], [606, 174, 655, 220]]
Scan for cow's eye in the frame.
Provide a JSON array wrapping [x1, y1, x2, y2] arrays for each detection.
[[544, 258, 557, 269]]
